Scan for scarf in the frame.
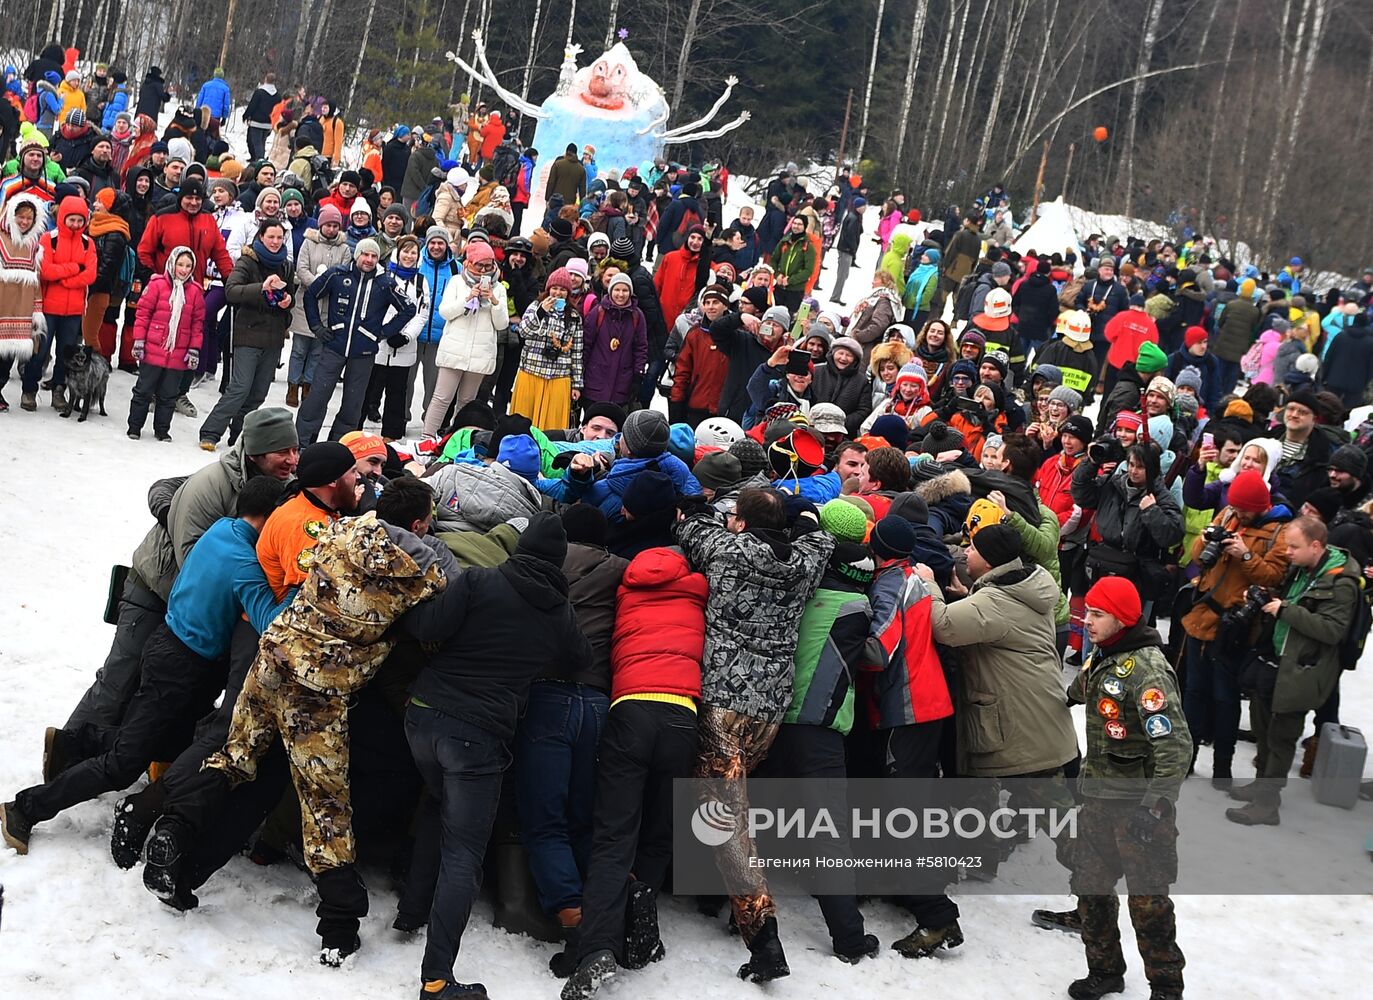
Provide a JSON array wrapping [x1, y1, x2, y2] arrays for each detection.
[[250, 237, 289, 268], [347, 223, 375, 243], [1273, 548, 1347, 654], [163, 246, 195, 352], [389, 260, 418, 280], [856, 284, 904, 323]]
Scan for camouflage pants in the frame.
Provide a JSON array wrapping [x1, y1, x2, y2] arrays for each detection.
[[1072, 799, 1184, 992], [694, 705, 780, 946], [204, 659, 353, 875]]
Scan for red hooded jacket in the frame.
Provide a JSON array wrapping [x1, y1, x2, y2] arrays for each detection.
[[138, 203, 233, 282], [610, 546, 707, 703], [39, 196, 96, 315]]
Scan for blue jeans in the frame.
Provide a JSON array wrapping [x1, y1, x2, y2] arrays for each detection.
[[1183, 635, 1241, 771], [514, 681, 609, 916], [288, 332, 322, 386], [24, 314, 82, 392], [404, 704, 509, 983]]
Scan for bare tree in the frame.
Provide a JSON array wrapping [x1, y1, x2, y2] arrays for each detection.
[[890, 1, 930, 170], [346, 0, 379, 112], [853, 0, 886, 163], [1119, 0, 1165, 217]]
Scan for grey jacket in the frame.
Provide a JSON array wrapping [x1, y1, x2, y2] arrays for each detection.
[[928, 558, 1079, 777]]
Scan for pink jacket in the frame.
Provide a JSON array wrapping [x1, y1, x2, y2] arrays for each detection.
[[132, 273, 206, 371], [1249, 328, 1282, 386], [878, 210, 901, 252]]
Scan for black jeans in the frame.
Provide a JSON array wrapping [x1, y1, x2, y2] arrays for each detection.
[[886, 718, 959, 929], [754, 723, 868, 953], [66, 577, 167, 732], [128, 363, 184, 435], [19, 624, 222, 823], [577, 700, 699, 962], [363, 362, 413, 439], [405, 704, 510, 983]]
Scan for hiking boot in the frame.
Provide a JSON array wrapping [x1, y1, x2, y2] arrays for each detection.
[[111, 787, 164, 870], [1, 800, 33, 854], [1227, 782, 1261, 802], [155, 431, 172, 442], [127, 430, 140, 440], [1031, 908, 1083, 933], [365, 408, 382, 424], [623, 881, 665, 969], [174, 395, 197, 418], [1299, 735, 1319, 778], [421, 982, 488, 999], [737, 917, 790, 983], [393, 911, 426, 934], [892, 919, 963, 958], [20, 392, 37, 411], [1210, 761, 1232, 791], [199, 440, 217, 452], [1148, 990, 1183, 1000], [286, 383, 300, 407], [1226, 799, 1280, 826], [51, 386, 66, 410], [143, 818, 192, 905], [1068, 972, 1126, 998], [301, 383, 311, 402], [319, 935, 362, 967], [561, 950, 617, 1000], [42, 726, 83, 782], [835, 933, 880, 964]]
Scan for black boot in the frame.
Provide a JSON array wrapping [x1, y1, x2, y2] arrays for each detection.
[[143, 818, 198, 909], [1, 800, 34, 855], [835, 933, 880, 964], [319, 936, 362, 967], [549, 923, 580, 979], [623, 881, 665, 969], [737, 917, 790, 983], [1148, 989, 1183, 1000], [420, 983, 488, 999], [111, 781, 167, 870], [892, 919, 964, 958], [1031, 908, 1083, 933], [560, 949, 617, 1000], [42, 726, 85, 782], [1068, 972, 1126, 998]]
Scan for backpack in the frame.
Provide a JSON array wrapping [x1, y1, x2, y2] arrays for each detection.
[[116, 245, 137, 296], [1338, 577, 1372, 671], [414, 182, 438, 218], [952, 273, 980, 323], [23, 93, 38, 123], [490, 143, 520, 189], [1239, 338, 1265, 379], [669, 202, 702, 249]]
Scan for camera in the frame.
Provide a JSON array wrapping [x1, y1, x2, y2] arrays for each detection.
[[1197, 524, 1233, 570], [1218, 584, 1269, 653], [1087, 436, 1126, 466]]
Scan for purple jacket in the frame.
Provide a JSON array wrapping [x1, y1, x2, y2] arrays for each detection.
[[583, 297, 648, 403]]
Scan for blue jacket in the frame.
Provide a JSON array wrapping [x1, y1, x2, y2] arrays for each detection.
[[771, 470, 842, 504], [1165, 347, 1221, 415], [541, 451, 702, 522], [417, 250, 460, 343], [101, 84, 128, 129], [195, 76, 232, 120], [304, 264, 416, 357], [164, 518, 293, 660]]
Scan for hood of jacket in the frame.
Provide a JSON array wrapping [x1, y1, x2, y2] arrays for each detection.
[[1095, 621, 1166, 656], [620, 545, 695, 590], [500, 553, 570, 609], [3, 192, 48, 248], [972, 558, 1059, 616]]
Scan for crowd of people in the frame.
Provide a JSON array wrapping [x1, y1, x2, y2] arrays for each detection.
[[4, 38, 1373, 1000]]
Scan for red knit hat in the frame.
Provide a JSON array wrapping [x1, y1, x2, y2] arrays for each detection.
[[1184, 325, 1209, 349], [1227, 469, 1271, 514], [1085, 577, 1141, 627], [1113, 410, 1144, 432]]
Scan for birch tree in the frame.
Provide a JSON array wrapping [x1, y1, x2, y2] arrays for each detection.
[[1119, 0, 1165, 217], [891, 0, 930, 169], [853, 0, 886, 163]]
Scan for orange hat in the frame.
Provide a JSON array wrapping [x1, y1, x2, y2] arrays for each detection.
[[339, 431, 386, 462], [94, 187, 116, 211]]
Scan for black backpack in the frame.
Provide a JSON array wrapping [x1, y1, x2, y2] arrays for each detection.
[[491, 143, 521, 190], [1337, 577, 1372, 671]]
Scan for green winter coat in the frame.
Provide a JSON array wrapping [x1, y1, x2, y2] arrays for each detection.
[[784, 570, 873, 735], [1269, 548, 1362, 713], [1069, 624, 1191, 804], [1007, 500, 1069, 626], [1213, 295, 1261, 363], [773, 231, 816, 290]]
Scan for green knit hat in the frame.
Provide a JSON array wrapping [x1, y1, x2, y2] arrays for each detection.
[[1136, 341, 1168, 374], [820, 498, 869, 543]]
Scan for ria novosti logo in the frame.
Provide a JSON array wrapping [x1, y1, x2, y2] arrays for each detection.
[[691, 799, 737, 847]]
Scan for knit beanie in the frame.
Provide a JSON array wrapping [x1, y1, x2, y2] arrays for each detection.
[[694, 451, 742, 492], [560, 503, 608, 547], [317, 204, 344, 228], [241, 407, 298, 455], [1227, 469, 1271, 513], [1085, 576, 1141, 627], [1047, 385, 1083, 411], [870, 414, 910, 451], [497, 433, 541, 481], [920, 420, 966, 456], [621, 469, 677, 517], [959, 328, 986, 351], [970, 521, 1022, 568], [1329, 444, 1368, 479], [870, 516, 916, 561], [465, 240, 495, 264], [729, 439, 769, 478], [1060, 415, 1094, 446], [296, 442, 356, 488], [339, 430, 386, 462], [1147, 376, 1176, 405], [887, 491, 929, 525], [517, 511, 568, 566], [354, 237, 381, 260], [1303, 487, 1343, 523], [762, 304, 792, 329], [830, 335, 863, 362], [1136, 341, 1168, 373], [1184, 325, 1209, 349], [618, 409, 668, 459], [741, 286, 770, 313], [819, 498, 869, 543], [1224, 399, 1254, 421], [1113, 410, 1144, 433], [1175, 366, 1203, 392], [964, 498, 1009, 539], [610, 234, 638, 260]]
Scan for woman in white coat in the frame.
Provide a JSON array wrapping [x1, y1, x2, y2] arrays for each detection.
[[364, 234, 428, 440], [225, 186, 293, 262], [422, 239, 508, 436]]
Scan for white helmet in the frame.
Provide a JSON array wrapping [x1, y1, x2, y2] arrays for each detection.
[[695, 416, 746, 448]]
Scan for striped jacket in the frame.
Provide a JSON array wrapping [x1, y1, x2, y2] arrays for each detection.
[[785, 568, 873, 734], [864, 560, 954, 729]]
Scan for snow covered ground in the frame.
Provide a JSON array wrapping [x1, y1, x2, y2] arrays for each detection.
[[2, 125, 1372, 1000]]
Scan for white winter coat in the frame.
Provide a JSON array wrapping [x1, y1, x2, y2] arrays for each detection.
[[435, 272, 509, 374], [226, 212, 293, 263], [374, 271, 426, 368]]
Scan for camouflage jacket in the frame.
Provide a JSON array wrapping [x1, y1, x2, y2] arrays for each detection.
[[260, 512, 447, 696], [1068, 623, 1191, 806]]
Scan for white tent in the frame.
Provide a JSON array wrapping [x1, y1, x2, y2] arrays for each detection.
[[1012, 198, 1085, 273]]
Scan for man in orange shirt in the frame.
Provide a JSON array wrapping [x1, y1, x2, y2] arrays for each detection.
[[257, 442, 363, 598]]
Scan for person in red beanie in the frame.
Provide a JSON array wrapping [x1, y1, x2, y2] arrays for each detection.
[[1179, 467, 1292, 790], [1165, 324, 1221, 415], [1058, 574, 1189, 1000]]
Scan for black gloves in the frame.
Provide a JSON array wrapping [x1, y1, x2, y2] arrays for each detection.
[[387, 333, 410, 350]]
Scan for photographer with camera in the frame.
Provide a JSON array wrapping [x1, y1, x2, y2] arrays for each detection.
[[1179, 469, 1292, 788], [1071, 438, 1184, 650], [1225, 516, 1361, 826]]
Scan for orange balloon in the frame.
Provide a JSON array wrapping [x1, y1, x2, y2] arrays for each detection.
[[1093, 126, 1109, 142]]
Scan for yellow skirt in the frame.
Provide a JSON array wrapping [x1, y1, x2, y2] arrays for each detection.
[[510, 370, 572, 431]]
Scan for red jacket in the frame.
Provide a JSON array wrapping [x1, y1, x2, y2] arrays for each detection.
[[610, 547, 707, 703], [138, 206, 233, 283], [653, 245, 701, 328], [1036, 450, 1086, 529], [671, 325, 728, 413], [864, 560, 953, 727], [1104, 308, 1158, 370], [479, 117, 505, 160], [38, 197, 97, 316]]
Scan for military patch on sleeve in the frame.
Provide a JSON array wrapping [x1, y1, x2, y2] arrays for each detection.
[[1113, 657, 1135, 678], [1140, 688, 1167, 713], [304, 519, 329, 539], [1097, 698, 1120, 720], [1144, 714, 1173, 739], [296, 547, 316, 572], [1105, 720, 1127, 740], [1101, 677, 1125, 698]]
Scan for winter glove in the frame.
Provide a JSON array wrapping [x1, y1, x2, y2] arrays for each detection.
[[132, 340, 146, 362], [311, 325, 329, 339], [782, 494, 820, 527], [1126, 803, 1168, 845], [675, 493, 712, 520], [184, 349, 200, 369], [386, 333, 410, 350]]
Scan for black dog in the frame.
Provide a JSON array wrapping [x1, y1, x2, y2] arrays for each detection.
[[61, 344, 111, 421]]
